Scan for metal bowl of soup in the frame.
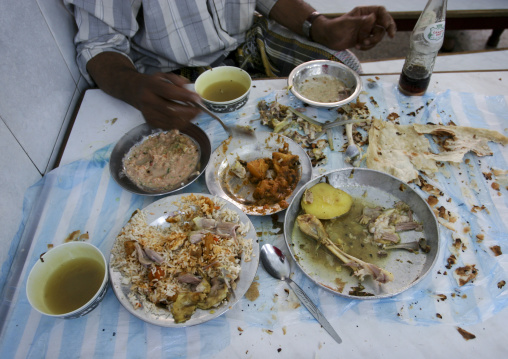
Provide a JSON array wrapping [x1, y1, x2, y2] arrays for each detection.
[[194, 66, 252, 113], [283, 168, 440, 299], [288, 60, 362, 108]]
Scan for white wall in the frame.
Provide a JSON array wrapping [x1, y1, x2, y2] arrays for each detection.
[[0, 0, 86, 270]]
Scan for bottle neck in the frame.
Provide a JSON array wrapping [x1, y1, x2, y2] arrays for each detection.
[[416, 0, 447, 28]]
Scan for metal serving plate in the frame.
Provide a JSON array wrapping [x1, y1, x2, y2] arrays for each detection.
[[110, 123, 211, 196], [205, 131, 313, 215], [109, 193, 260, 327], [284, 168, 440, 299]]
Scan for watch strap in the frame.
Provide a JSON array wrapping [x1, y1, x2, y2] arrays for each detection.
[[302, 11, 321, 41]]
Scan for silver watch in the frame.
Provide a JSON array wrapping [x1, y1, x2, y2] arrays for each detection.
[[302, 11, 321, 40]]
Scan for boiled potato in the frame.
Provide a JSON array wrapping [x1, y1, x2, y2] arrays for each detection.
[[301, 182, 352, 219]]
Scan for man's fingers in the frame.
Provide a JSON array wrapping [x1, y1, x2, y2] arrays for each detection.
[[375, 8, 397, 38], [356, 13, 376, 46], [369, 25, 386, 45]]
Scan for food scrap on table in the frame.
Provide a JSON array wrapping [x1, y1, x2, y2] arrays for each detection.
[[64, 230, 89, 242], [453, 264, 478, 286], [257, 100, 328, 166], [456, 327, 476, 341], [366, 119, 508, 184]]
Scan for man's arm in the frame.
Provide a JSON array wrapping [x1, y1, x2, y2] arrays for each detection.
[[68, 0, 200, 130], [86, 52, 201, 130]]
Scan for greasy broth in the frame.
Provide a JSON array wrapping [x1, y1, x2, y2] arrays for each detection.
[[44, 257, 104, 314], [201, 80, 247, 102], [294, 199, 386, 270]]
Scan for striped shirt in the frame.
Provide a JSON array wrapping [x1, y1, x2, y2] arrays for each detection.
[[65, 0, 277, 84]]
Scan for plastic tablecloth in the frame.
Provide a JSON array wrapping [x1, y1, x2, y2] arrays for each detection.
[[1, 79, 508, 358]]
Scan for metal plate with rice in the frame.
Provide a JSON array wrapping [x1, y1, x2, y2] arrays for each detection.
[[109, 193, 259, 327], [205, 131, 313, 215], [284, 168, 439, 299]]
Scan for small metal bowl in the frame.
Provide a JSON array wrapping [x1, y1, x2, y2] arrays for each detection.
[[194, 66, 252, 113], [288, 60, 362, 108], [110, 123, 211, 196]]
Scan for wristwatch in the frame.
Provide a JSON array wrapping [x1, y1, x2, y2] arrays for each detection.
[[302, 11, 322, 41]]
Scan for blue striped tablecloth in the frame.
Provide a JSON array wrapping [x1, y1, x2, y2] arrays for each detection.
[[1, 79, 508, 358]]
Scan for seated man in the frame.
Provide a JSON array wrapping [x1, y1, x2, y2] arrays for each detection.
[[65, 0, 395, 129]]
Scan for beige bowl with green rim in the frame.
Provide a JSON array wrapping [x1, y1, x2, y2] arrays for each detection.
[[26, 241, 108, 319], [194, 66, 252, 113]]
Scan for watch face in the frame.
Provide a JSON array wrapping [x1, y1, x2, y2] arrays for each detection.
[[302, 12, 320, 40], [302, 20, 312, 38]]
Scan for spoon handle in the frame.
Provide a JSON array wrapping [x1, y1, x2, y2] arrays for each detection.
[[287, 279, 342, 344]]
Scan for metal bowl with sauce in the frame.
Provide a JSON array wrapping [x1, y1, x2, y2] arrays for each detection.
[[110, 123, 211, 196], [288, 60, 362, 108]]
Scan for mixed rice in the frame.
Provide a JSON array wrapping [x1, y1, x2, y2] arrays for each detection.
[[111, 194, 253, 323]]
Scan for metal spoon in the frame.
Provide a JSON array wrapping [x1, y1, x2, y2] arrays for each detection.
[[260, 244, 342, 344], [192, 101, 256, 139], [345, 123, 360, 159], [160, 77, 255, 139]]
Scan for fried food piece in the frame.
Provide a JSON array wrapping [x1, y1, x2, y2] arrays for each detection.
[[246, 158, 269, 180], [171, 292, 206, 323]]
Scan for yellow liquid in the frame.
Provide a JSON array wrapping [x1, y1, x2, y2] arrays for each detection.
[[43, 257, 104, 314], [201, 80, 247, 102]]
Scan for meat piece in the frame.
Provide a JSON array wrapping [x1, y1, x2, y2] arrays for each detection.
[[216, 221, 239, 240], [368, 209, 401, 245], [193, 217, 217, 230], [171, 292, 206, 323], [133, 242, 153, 267], [302, 188, 313, 204], [230, 160, 246, 179], [177, 273, 202, 285], [144, 248, 164, 264], [124, 240, 137, 256], [246, 158, 269, 180], [358, 206, 383, 225], [395, 221, 422, 232], [188, 230, 208, 244], [197, 277, 228, 309]]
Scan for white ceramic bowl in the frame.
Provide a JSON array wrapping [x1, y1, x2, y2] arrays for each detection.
[[288, 60, 362, 108], [194, 66, 252, 113], [26, 242, 108, 319]]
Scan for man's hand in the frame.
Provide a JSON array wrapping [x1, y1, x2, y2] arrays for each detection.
[[312, 6, 396, 51], [129, 72, 202, 130], [87, 52, 201, 130]]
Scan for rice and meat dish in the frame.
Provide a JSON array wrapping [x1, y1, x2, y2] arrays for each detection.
[[110, 194, 253, 323], [123, 129, 200, 192]]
